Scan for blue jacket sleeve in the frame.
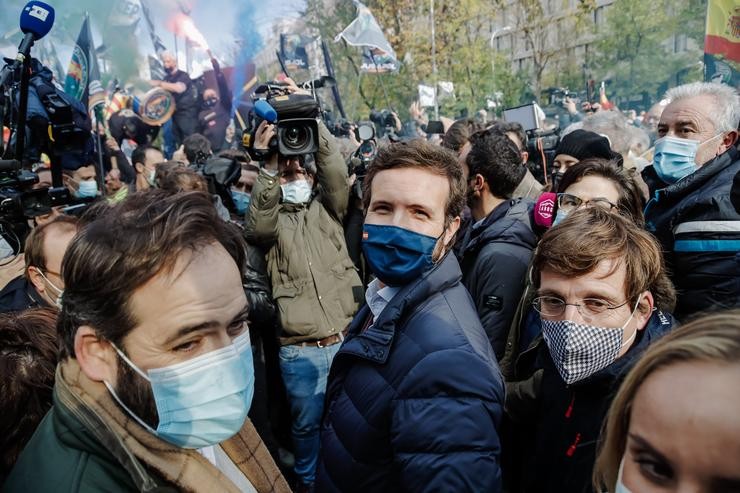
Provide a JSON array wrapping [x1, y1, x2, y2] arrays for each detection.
[[390, 348, 504, 492]]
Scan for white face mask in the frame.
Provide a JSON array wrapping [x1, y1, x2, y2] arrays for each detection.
[[615, 456, 632, 493], [37, 269, 64, 309], [281, 180, 313, 204]]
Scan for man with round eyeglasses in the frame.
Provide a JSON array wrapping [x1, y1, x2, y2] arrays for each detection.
[[502, 207, 678, 493]]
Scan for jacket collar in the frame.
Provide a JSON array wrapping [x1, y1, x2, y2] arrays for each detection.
[[341, 252, 463, 364], [461, 198, 535, 256]]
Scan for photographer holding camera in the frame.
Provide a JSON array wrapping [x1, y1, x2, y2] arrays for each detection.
[[244, 79, 362, 492]]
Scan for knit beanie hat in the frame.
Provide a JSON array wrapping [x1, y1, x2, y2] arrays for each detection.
[[555, 129, 613, 161]]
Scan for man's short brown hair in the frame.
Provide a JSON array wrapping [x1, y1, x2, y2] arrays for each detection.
[[362, 139, 466, 227], [532, 207, 676, 312], [24, 215, 79, 277], [57, 190, 246, 359]]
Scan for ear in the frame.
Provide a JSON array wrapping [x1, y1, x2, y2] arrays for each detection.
[[443, 215, 461, 247], [27, 266, 46, 294], [74, 326, 118, 384], [473, 173, 486, 192], [521, 151, 530, 165], [135, 162, 145, 174], [719, 130, 739, 154], [62, 174, 74, 189], [635, 291, 654, 331]]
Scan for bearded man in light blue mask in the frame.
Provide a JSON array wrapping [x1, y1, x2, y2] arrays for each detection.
[[642, 81, 740, 319], [4, 190, 290, 492], [317, 140, 505, 492], [244, 78, 362, 493]]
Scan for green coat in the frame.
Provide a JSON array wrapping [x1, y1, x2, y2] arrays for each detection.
[[3, 391, 172, 492], [244, 123, 361, 345]]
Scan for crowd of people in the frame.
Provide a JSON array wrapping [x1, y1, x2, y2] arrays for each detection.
[[0, 43, 739, 493]]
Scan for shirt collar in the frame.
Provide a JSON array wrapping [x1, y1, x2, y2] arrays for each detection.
[[365, 278, 400, 321]]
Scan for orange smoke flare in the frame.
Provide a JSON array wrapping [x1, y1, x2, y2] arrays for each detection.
[[171, 13, 209, 50]]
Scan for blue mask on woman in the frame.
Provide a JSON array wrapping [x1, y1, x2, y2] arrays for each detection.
[[105, 331, 255, 449], [231, 190, 251, 215], [361, 223, 439, 287]]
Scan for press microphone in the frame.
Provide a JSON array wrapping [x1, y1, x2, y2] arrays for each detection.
[[254, 99, 278, 124], [16, 1, 55, 61]]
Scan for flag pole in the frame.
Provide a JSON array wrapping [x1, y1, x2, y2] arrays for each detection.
[[370, 52, 393, 112]]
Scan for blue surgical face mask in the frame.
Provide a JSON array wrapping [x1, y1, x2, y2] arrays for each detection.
[[653, 134, 722, 184], [615, 456, 632, 493], [105, 331, 255, 449], [231, 190, 251, 215], [76, 179, 99, 198], [552, 209, 568, 226], [281, 179, 312, 204], [362, 223, 440, 287]]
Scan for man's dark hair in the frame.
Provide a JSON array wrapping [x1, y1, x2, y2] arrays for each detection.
[[557, 158, 646, 227], [491, 121, 528, 149], [466, 131, 527, 199], [363, 139, 465, 228], [57, 190, 246, 359], [0, 307, 58, 476], [183, 133, 212, 164], [441, 118, 484, 153], [130, 144, 162, 167]]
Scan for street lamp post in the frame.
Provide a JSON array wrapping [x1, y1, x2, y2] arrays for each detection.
[[490, 25, 512, 97]]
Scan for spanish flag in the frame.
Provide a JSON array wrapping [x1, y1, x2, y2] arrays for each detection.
[[704, 0, 739, 85]]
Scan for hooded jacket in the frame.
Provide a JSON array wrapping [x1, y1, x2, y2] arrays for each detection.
[[459, 198, 538, 359], [643, 146, 740, 319], [316, 253, 505, 492], [507, 310, 676, 493]]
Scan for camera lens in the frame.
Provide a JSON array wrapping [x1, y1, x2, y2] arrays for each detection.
[[285, 125, 307, 148]]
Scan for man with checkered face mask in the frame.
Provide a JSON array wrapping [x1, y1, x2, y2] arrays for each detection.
[[502, 207, 678, 493]]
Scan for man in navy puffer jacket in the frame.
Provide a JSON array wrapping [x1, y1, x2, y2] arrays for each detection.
[[317, 140, 504, 492]]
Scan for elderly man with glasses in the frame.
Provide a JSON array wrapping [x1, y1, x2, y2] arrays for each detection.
[[501, 207, 678, 493]]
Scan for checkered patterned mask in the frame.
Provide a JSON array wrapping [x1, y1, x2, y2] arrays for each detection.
[[542, 298, 641, 384]]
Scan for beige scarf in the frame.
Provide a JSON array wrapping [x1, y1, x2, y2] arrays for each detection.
[[56, 358, 290, 493]]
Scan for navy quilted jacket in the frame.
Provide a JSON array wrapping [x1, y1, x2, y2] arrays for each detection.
[[316, 253, 505, 492]]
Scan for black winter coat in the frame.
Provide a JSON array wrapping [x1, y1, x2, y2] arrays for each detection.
[[510, 310, 675, 493], [0, 275, 46, 314], [459, 198, 537, 359], [643, 146, 740, 319], [317, 253, 505, 492]]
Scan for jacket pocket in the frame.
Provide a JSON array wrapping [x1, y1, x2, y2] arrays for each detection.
[[273, 284, 303, 332], [331, 259, 360, 317]]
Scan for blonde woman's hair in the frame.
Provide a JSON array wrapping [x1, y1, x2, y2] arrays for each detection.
[[593, 310, 740, 491]]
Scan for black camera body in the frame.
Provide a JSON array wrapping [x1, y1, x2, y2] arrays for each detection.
[[249, 82, 320, 159]]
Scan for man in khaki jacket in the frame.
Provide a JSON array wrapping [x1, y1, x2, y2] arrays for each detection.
[[245, 105, 361, 491]]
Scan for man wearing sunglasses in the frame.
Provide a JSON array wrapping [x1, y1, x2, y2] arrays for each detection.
[[503, 207, 677, 493]]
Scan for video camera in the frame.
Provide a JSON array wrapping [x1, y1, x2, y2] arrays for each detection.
[[247, 81, 320, 161], [346, 123, 377, 200], [369, 109, 400, 141]]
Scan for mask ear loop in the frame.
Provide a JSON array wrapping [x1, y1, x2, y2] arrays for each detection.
[[103, 343, 158, 435], [619, 294, 644, 348]]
